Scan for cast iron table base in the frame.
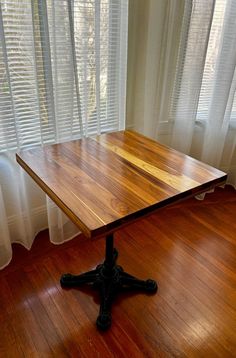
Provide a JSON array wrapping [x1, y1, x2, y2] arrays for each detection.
[[60, 233, 158, 330]]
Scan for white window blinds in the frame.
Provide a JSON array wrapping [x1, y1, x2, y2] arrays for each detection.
[[170, 0, 236, 126], [197, 0, 236, 125], [0, 0, 128, 152]]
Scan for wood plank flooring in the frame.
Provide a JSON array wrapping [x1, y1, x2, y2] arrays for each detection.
[[0, 185, 236, 357]]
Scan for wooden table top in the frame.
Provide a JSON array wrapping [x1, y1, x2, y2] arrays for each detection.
[[16, 130, 227, 238]]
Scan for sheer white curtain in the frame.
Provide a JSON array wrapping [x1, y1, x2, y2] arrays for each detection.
[[0, 0, 128, 269], [127, 0, 236, 187]]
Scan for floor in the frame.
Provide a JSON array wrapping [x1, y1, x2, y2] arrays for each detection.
[[0, 186, 236, 357]]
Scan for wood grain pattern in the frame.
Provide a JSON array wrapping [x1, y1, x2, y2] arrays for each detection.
[[16, 130, 227, 238], [1, 186, 235, 357]]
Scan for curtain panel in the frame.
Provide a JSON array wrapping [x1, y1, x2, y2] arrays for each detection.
[[127, 0, 236, 188], [0, 0, 128, 269]]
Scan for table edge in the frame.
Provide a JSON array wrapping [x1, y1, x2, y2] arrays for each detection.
[[16, 153, 94, 238], [92, 175, 227, 238]]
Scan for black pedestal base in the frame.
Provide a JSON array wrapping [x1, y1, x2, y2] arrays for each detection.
[[60, 235, 158, 330]]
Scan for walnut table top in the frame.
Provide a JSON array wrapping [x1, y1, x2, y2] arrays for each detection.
[[16, 130, 227, 238]]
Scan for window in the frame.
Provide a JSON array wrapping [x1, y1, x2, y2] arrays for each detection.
[[170, 0, 236, 128], [197, 0, 227, 122], [0, 0, 128, 152]]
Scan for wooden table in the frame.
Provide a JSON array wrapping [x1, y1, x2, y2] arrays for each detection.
[[16, 130, 227, 330]]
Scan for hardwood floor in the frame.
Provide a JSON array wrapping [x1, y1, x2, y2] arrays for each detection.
[[0, 186, 236, 357]]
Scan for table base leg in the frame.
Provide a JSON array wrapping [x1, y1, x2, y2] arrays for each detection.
[[60, 233, 158, 331]]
